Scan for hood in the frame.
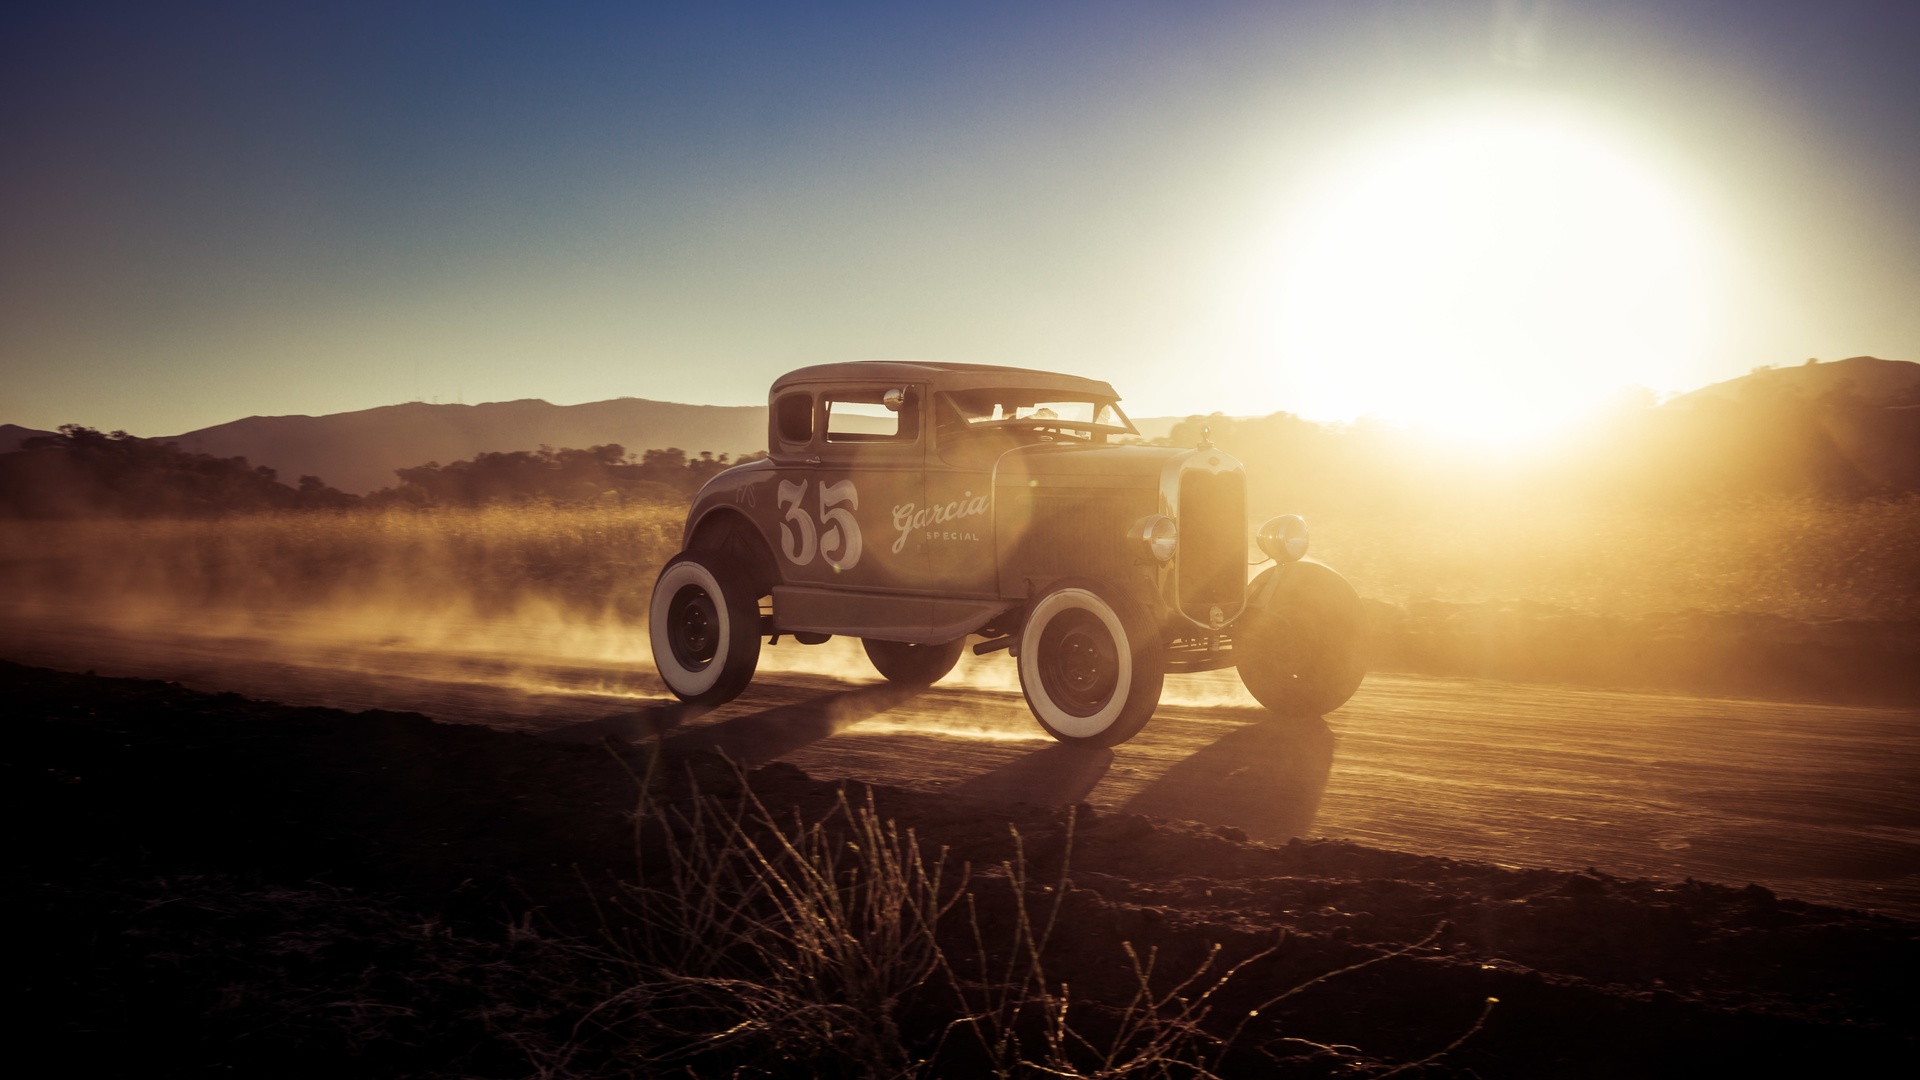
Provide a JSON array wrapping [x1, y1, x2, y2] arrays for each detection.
[[994, 443, 1196, 490]]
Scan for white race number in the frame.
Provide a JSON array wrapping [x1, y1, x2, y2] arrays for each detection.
[[777, 479, 817, 566], [818, 479, 863, 571], [777, 479, 863, 571]]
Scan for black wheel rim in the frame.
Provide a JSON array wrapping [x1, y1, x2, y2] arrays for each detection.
[[667, 583, 720, 671], [1038, 608, 1119, 717]]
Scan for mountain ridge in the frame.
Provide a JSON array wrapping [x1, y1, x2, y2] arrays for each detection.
[[8, 356, 1913, 494], [0, 424, 59, 453], [1666, 355, 1920, 408], [154, 396, 769, 494]]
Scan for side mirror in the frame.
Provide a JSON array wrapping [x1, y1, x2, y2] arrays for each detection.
[[883, 388, 906, 413]]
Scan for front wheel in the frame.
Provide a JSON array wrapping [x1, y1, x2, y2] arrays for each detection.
[[649, 551, 762, 705], [1235, 561, 1366, 717], [1018, 581, 1165, 747], [863, 638, 966, 685]]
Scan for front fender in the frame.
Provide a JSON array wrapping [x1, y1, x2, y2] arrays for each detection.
[[1243, 558, 1362, 625], [683, 460, 777, 543], [1235, 557, 1368, 716]]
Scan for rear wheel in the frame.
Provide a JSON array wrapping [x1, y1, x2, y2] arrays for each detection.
[[649, 551, 762, 705], [1018, 581, 1165, 747], [863, 638, 966, 685], [1236, 561, 1366, 717]]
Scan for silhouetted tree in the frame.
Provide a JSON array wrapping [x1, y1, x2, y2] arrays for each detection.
[[0, 425, 359, 518], [367, 444, 766, 507]]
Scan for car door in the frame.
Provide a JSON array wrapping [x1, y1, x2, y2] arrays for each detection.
[[773, 383, 927, 598], [919, 388, 1001, 597]]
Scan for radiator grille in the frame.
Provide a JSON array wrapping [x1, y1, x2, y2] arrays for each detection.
[[1177, 468, 1245, 617]]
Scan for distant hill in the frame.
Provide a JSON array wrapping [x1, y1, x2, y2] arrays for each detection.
[[155, 398, 769, 494], [1658, 356, 1920, 493], [1, 424, 57, 453], [1666, 356, 1920, 409]]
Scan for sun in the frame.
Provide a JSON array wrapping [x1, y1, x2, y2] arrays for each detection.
[[1262, 101, 1724, 443]]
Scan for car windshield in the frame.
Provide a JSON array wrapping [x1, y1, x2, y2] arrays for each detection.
[[938, 390, 1136, 438]]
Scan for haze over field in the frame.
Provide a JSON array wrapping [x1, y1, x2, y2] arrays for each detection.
[[3, 2, 1918, 443]]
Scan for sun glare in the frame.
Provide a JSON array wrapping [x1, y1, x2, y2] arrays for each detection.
[[1264, 102, 1723, 443]]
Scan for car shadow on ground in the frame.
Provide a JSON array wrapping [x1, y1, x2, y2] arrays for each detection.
[[1120, 713, 1336, 842], [946, 744, 1115, 807], [545, 681, 934, 767], [533, 702, 706, 745]]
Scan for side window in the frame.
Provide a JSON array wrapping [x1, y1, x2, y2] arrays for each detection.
[[774, 392, 814, 446], [824, 389, 918, 443]]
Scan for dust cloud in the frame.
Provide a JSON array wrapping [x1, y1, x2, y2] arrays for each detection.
[[0, 509, 682, 715], [0, 510, 1257, 730], [12, 493, 1906, 725]]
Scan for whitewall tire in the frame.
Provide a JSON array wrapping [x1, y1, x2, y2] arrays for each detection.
[[649, 551, 761, 705], [1017, 582, 1165, 747]]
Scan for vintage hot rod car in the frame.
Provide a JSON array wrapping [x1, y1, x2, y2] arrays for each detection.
[[649, 361, 1366, 746]]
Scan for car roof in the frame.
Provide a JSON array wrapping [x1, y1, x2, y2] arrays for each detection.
[[771, 361, 1119, 400]]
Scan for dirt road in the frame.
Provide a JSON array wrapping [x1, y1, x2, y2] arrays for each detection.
[[4, 608, 1915, 918]]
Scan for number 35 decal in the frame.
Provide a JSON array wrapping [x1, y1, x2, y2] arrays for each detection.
[[777, 479, 864, 571]]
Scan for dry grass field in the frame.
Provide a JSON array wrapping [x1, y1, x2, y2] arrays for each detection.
[[4, 493, 1915, 623], [3, 493, 1916, 703], [1320, 492, 1920, 621], [0, 503, 685, 625]]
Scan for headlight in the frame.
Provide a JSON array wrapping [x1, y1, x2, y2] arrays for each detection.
[[1256, 514, 1308, 563], [1129, 514, 1178, 563]]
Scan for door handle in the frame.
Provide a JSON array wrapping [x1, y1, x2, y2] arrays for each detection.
[[806, 456, 822, 466]]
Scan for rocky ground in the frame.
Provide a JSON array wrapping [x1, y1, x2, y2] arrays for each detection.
[[10, 658, 1916, 1077]]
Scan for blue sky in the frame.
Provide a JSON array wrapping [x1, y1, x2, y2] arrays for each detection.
[[3, 1, 1916, 435]]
